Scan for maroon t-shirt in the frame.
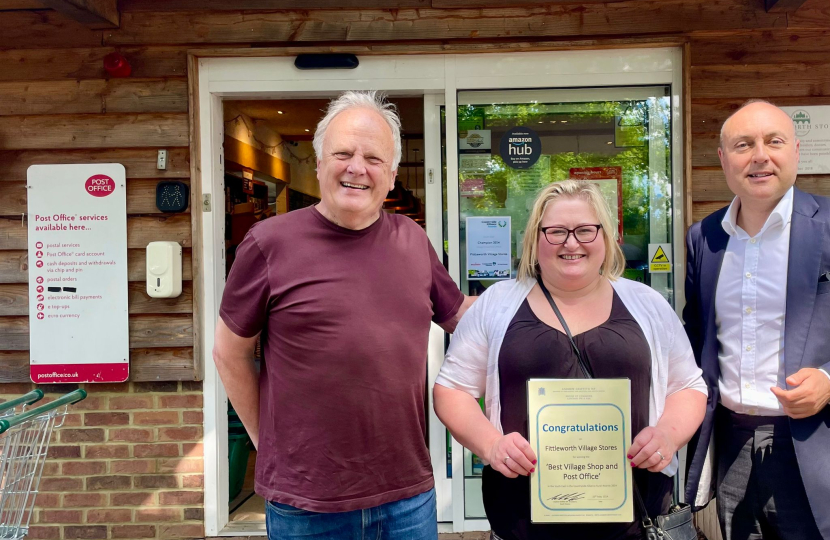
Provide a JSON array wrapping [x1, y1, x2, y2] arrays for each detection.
[[219, 206, 463, 512]]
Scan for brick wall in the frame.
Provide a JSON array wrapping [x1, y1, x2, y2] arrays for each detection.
[[0, 382, 204, 540]]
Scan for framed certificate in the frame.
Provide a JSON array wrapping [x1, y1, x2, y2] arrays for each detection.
[[527, 378, 633, 523]]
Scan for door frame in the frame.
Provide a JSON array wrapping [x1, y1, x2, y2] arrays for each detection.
[[194, 47, 685, 536]]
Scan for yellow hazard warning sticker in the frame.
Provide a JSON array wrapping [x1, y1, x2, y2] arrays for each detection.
[[648, 244, 672, 273]]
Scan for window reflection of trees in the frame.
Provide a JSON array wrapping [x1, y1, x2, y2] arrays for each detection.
[[458, 95, 673, 274]]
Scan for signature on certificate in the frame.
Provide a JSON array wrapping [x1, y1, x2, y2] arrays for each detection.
[[547, 492, 585, 502]]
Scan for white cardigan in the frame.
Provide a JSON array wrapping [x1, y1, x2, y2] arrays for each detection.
[[435, 277, 708, 476]]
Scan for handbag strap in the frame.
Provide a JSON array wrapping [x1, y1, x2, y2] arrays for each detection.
[[535, 276, 594, 379], [534, 275, 655, 530]]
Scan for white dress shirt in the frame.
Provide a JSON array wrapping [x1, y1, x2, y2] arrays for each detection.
[[715, 187, 793, 416]]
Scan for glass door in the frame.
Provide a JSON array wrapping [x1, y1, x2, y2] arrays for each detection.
[[451, 86, 675, 521], [201, 48, 683, 536]]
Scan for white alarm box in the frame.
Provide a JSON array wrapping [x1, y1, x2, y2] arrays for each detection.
[[146, 241, 182, 298]]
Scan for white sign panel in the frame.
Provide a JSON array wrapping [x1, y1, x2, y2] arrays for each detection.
[[781, 106, 830, 174], [459, 153, 491, 174], [459, 129, 491, 152], [27, 164, 129, 383], [466, 216, 511, 280]]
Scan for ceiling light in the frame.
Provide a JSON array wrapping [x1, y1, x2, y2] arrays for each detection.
[[304, 129, 310, 132], [277, 111, 284, 114], [560, 120, 568, 124], [538, 121, 544, 124], [607, 141, 613, 145], [549, 120, 556, 123]]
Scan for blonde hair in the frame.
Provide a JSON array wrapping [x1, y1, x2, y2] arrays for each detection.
[[517, 180, 626, 282]]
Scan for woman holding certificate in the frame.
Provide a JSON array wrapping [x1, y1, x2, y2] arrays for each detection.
[[435, 181, 707, 540]]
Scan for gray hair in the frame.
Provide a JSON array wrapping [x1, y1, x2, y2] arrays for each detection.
[[312, 91, 402, 170], [719, 98, 779, 147]]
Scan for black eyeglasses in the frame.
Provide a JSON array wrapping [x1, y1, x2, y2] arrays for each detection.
[[539, 224, 602, 245]]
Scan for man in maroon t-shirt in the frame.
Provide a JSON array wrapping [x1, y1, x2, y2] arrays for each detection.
[[214, 91, 472, 540]]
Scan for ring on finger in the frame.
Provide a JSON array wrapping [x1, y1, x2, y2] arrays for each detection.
[[504, 455, 510, 464], [656, 450, 666, 462]]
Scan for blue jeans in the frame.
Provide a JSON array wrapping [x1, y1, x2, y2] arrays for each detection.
[[265, 488, 438, 540]]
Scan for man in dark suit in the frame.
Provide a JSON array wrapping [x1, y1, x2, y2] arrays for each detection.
[[684, 100, 830, 540]]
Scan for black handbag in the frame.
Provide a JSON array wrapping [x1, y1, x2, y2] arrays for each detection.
[[536, 276, 697, 540]]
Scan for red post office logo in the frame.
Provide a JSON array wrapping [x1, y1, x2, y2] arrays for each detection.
[[85, 174, 115, 197]]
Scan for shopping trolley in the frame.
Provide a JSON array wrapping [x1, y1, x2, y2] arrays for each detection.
[[0, 389, 87, 539]]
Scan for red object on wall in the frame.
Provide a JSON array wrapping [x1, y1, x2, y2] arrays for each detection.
[[103, 52, 132, 78]]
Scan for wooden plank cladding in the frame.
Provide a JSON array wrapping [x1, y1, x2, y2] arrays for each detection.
[[692, 63, 830, 99], [690, 30, 830, 66], [127, 215, 192, 247], [0, 214, 191, 250], [102, 1, 786, 46], [119, 0, 431, 10], [0, 347, 198, 383], [0, 1, 46, 9], [691, 97, 830, 135], [0, 316, 28, 350], [765, 0, 811, 13], [129, 248, 193, 281], [0, 10, 102, 49], [0, 248, 193, 283], [0, 183, 25, 216], [0, 148, 190, 180], [0, 314, 193, 351], [129, 314, 193, 348], [0, 179, 194, 215], [432, 0, 629, 6], [38, 0, 119, 29], [687, 22, 830, 227], [0, 47, 191, 81], [0, 283, 26, 316], [125, 346, 198, 381], [0, 251, 28, 283], [0, 351, 29, 384], [0, 0, 829, 384], [693, 201, 729, 224], [0, 79, 188, 116], [0, 282, 193, 316], [693, 170, 830, 202], [0, 113, 188, 150], [788, 3, 830, 28]]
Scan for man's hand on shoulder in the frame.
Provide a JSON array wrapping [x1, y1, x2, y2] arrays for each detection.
[[770, 368, 830, 419]]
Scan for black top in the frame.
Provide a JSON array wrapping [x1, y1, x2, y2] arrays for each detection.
[[482, 291, 672, 540]]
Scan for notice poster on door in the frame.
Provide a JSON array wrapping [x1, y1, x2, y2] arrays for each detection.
[[568, 167, 623, 240], [27, 164, 129, 383], [459, 130, 492, 153], [466, 216, 511, 279], [460, 154, 491, 175], [460, 178, 485, 198]]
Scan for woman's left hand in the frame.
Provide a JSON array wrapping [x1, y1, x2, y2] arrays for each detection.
[[626, 426, 676, 473]]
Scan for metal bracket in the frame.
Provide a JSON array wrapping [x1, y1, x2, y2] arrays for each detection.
[[202, 193, 212, 212]]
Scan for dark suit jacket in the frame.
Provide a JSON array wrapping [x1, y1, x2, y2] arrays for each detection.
[[683, 187, 830, 539]]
